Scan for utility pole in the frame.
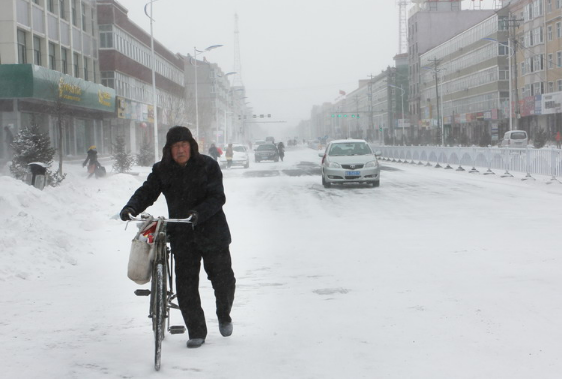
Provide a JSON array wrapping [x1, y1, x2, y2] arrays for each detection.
[[427, 57, 443, 146], [504, 16, 523, 131], [368, 74, 374, 142]]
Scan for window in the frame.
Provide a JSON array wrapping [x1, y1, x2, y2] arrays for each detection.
[[61, 47, 68, 73], [548, 82, 554, 92], [548, 0, 552, 12], [557, 22, 562, 38], [521, 61, 527, 75], [71, 0, 77, 26], [73, 52, 79, 77], [558, 80, 562, 92], [59, 0, 65, 19], [558, 51, 562, 68], [99, 25, 113, 48], [17, 30, 27, 64], [548, 25, 553, 41], [47, 0, 54, 12], [533, 82, 543, 95], [83, 57, 88, 80], [33, 36, 42, 65], [548, 53, 554, 68], [101, 71, 114, 88], [48, 42, 56, 70], [82, 2, 86, 31], [558, 0, 562, 9]]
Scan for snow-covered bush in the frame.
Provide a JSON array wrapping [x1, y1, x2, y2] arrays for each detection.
[[112, 135, 133, 173]]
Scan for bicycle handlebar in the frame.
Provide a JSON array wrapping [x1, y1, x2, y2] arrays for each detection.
[[128, 213, 193, 223]]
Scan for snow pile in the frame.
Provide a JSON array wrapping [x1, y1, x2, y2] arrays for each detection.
[[0, 163, 143, 280]]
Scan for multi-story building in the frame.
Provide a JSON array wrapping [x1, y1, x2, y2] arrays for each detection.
[[408, 0, 496, 138], [419, 8, 511, 145], [511, 0, 562, 138], [0, 0, 115, 159], [96, 0, 185, 155]]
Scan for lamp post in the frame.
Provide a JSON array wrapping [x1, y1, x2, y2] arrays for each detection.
[[483, 37, 514, 131], [193, 44, 222, 144], [144, 0, 159, 161], [389, 84, 405, 145]]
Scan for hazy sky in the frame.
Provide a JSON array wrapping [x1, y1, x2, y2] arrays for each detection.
[[113, 0, 499, 130]]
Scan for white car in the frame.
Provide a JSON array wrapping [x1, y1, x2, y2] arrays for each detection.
[[318, 139, 381, 188], [219, 144, 250, 169]]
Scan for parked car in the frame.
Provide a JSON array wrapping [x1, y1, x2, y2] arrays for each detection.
[[500, 130, 528, 147], [318, 139, 381, 188], [219, 143, 250, 168], [254, 143, 279, 162]]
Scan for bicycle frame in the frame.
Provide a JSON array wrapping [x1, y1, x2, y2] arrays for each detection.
[[129, 213, 192, 371]]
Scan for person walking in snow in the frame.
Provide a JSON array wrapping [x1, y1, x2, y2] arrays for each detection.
[[208, 143, 220, 161], [119, 126, 236, 349], [82, 145, 100, 179], [277, 141, 285, 161], [225, 143, 234, 168]]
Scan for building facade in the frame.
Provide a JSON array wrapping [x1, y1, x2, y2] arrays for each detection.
[[0, 0, 114, 160]]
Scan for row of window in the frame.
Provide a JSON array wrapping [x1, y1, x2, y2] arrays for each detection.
[[99, 24, 184, 87], [17, 28, 94, 80], [32, 0, 95, 35]]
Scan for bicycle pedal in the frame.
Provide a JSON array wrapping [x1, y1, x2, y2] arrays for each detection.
[[134, 289, 151, 296], [169, 326, 186, 334]]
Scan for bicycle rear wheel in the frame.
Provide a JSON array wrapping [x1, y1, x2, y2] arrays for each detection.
[[153, 261, 166, 371]]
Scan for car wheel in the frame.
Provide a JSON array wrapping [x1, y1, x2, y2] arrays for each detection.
[[322, 174, 331, 188], [372, 180, 380, 188]]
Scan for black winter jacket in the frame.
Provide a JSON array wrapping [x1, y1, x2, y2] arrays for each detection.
[[124, 154, 231, 248]]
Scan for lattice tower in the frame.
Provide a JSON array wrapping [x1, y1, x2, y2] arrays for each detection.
[[232, 13, 243, 87]]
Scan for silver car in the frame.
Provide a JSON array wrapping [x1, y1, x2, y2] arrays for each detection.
[[319, 139, 381, 188]]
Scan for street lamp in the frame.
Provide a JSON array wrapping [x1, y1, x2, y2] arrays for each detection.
[[144, 0, 160, 161], [483, 37, 514, 131], [389, 84, 405, 145], [422, 65, 445, 146], [193, 44, 222, 144]]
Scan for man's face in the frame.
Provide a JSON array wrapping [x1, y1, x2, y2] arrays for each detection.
[[171, 141, 191, 165]]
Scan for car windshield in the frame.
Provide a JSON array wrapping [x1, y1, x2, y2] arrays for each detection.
[[257, 144, 276, 151], [233, 146, 246, 152], [328, 142, 372, 156], [511, 132, 527, 139]]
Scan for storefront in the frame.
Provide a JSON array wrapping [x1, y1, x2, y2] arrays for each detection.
[[0, 64, 115, 159]]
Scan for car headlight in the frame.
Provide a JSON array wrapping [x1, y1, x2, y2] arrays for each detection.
[[365, 160, 379, 168], [328, 161, 341, 168]]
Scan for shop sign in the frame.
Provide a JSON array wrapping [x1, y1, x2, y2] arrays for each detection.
[[484, 111, 492, 120], [542, 91, 562, 114], [0, 64, 115, 112], [117, 96, 155, 122]]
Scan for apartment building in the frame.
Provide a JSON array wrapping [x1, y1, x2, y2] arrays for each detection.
[[511, 0, 562, 138], [0, 0, 115, 159], [408, 0, 496, 137], [96, 0, 185, 155], [419, 9, 511, 144]]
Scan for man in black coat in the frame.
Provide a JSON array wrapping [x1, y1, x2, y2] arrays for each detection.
[[120, 126, 236, 349]]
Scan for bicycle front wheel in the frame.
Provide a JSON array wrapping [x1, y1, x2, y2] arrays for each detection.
[[154, 262, 166, 371]]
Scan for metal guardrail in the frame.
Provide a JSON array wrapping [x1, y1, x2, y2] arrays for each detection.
[[372, 145, 562, 183]]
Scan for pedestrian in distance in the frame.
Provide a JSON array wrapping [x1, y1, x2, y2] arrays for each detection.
[[4, 126, 14, 159], [119, 126, 236, 349], [556, 131, 561, 149], [277, 141, 285, 162], [225, 143, 234, 168], [82, 145, 101, 179], [208, 143, 220, 161]]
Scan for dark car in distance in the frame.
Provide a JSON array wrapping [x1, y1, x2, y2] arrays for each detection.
[[254, 143, 279, 162]]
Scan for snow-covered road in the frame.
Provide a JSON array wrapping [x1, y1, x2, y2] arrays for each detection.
[[1, 146, 561, 378]]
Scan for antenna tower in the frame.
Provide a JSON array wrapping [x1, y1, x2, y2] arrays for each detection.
[[397, 0, 409, 54], [232, 13, 243, 87]]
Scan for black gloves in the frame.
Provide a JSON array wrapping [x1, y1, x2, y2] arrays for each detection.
[[120, 206, 137, 221], [187, 211, 199, 226]]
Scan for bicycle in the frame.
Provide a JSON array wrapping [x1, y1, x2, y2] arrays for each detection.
[[128, 213, 192, 371]]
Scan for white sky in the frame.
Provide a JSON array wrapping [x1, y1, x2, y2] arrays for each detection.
[[1, 145, 562, 377], [110, 0, 500, 129]]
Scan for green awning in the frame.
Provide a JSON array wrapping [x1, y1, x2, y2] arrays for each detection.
[[0, 64, 116, 113]]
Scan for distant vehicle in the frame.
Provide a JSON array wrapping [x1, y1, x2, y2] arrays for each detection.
[[265, 136, 275, 144], [318, 139, 381, 188], [219, 144, 250, 169], [500, 130, 528, 147], [254, 143, 279, 163]]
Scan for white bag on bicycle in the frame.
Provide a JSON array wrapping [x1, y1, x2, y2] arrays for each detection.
[[127, 220, 156, 285]]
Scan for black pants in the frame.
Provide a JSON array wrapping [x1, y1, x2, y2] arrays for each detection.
[[172, 242, 236, 339]]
